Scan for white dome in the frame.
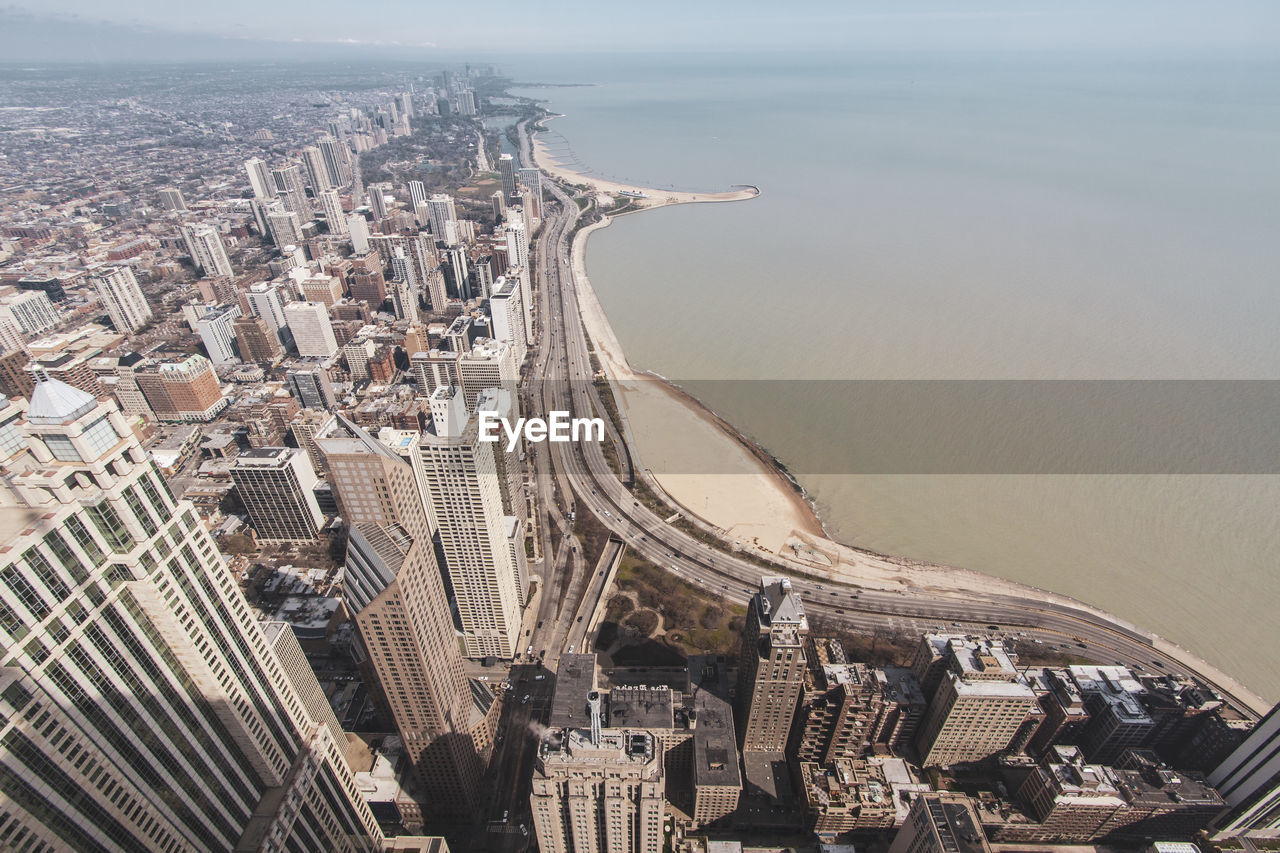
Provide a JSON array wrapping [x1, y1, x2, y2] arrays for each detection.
[[27, 378, 97, 424]]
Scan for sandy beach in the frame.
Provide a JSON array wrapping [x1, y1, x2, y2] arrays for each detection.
[[530, 119, 1272, 716]]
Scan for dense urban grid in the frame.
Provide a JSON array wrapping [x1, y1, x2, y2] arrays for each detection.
[[0, 60, 1277, 853]]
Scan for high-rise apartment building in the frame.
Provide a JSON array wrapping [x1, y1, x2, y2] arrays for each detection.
[[889, 793, 992, 853], [348, 214, 371, 255], [272, 164, 311, 220], [914, 634, 1037, 767], [531, 691, 664, 853], [426, 194, 457, 244], [195, 304, 242, 364], [234, 316, 285, 365], [0, 290, 60, 337], [321, 189, 349, 237], [457, 338, 518, 412], [285, 301, 339, 358], [0, 381, 384, 851], [412, 386, 523, 659], [266, 205, 304, 248], [504, 219, 528, 269], [736, 576, 809, 752], [302, 145, 332, 192], [245, 157, 276, 200], [287, 362, 338, 411], [318, 136, 349, 188], [408, 180, 428, 211], [181, 223, 235, 278], [91, 265, 153, 334], [489, 276, 528, 364], [158, 186, 188, 210], [229, 447, 324, 542], [135, 355, 228, 422], [247, 282, 290, 337]]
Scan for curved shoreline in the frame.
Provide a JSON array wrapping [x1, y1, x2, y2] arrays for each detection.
[[526, 115, 1272, 716]]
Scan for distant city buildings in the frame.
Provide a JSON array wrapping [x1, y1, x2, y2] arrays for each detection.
[[90, 265, 152, 333]]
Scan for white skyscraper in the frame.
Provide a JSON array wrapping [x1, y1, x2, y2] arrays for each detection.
[[272, 164, 310, 219], [504, 219, 528, 268], [247, 282, 289, 337], [245, 156, 275, 200], [348, 214, 371, 254], [408, 180, 428, 211], [0, 382, 384, 852], [390, 250, 421, 325], [413, 386, 524, 659], [367, 183, 390, 221], [427, 193, 459, 244], [91, 265, 153, 334], [285, 301, 339, 358], [320, 188, 348, 237], [266, 205, 304, 248], [181, 223, 234, 278], [301, 145, 331, 192], [489, 276, 528, 364], [194, 304, 243, 364]]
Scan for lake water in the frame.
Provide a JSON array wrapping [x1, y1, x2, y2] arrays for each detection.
[[507, 51, 1280, 700]]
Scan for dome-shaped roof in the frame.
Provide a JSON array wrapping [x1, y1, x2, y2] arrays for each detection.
[[27, 378, 97, 425]]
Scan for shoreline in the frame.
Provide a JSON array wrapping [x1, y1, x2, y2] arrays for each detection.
[[527, 115, 1272, 716]]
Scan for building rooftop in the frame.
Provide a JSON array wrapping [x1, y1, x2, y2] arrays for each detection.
[[608, 686, 674, 731], [550, 653, 597, 729], [757, 575, 806, 629], [26, 377, 97, 424]]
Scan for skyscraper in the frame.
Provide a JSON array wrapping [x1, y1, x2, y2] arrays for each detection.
[[408, 180, 428, 211], [736, 576, 809, 752], [426, 193, 458, 244], [272, 164, 311, 219], [288, 363, 338, 411], [229, 447, 324, 542], [158, 186, 188, 211], [348, 214, 371, 255], [0, 381, 383, 851], [245, 157, 276, 200], [302, 145, 332, 192], [91, 265, 153, 334], [181, 223, 234, 278], [266, 205, 304, 247], [246, 282, 289, 338], [285, 301, 339, 358], [1210, 702, 1280, 836], [194, 304, 242, 364], [234, 316, 285, 365], [368, 184, 390, 221], [504, 219, 528, 269], [498, 153, 517, 200], [489, 276, 528, 364], [321, 189, 349, 237], [318, 135, 350, 187], [317, 418, 494, 816], [412, 386, 524, 659]]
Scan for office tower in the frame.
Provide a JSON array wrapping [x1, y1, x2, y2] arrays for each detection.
[[288, 362, 338, 411], [348, 214, 371, 254], [737, 576, 809, 752], [285, 301, 339, 358], [1210, 702, 1280, 836], [532, 676, 664, 853], [135, 355, 228, 422], [472, 256, 494, 299], [489, 276, 528, 363], [491, 189, 506, 220], [272, 164, 310, 219], [158, 186, 187, 210], [195, 304, 242, 364], [0, 290, 60, 337], [914, 635, 1037, 767], [408, 180, 428, 212], [246, 282, 289, 337], [0, 381, 383, 852], [230, 447, 324, 542], [426, 193, 458, 243], [182, 223, 235, 278], [320, 188, 349, 237], [302, 145, 331, 192], [410, 350, 460, 397], [318, 135, 349, 187], [266, 205, 304, 248], [234, 316, 285, 365], [245, 156, 276, 200], [889, 793, 992, 853], [456, 91, 476, 116], [317, 420, 494, 815], [368, 184, 390, 221], [498, 153, 517, 200], [91, 265, 153, 334], [413, 386, 523, 659]]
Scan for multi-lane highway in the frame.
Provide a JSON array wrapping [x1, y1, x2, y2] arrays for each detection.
[[516, 124, 1263, 721]]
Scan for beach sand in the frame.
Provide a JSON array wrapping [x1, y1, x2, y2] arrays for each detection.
[[531, 119, 1272, 715]]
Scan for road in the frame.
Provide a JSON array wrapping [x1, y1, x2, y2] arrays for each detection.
[[479, 664, 554, 853], [517, 121, 1263, 722]]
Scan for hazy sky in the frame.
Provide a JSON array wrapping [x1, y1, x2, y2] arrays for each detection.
[[2, 0, 1278, 61]]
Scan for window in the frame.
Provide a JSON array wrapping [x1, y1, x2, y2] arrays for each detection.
[[43, 434, 81, 462], [85, 501, 133, 553], [64, 515, 104, 564], [80, 417, 119, 457]]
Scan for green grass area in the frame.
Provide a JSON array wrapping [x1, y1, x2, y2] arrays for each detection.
[[608, 552, 746, 660]]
